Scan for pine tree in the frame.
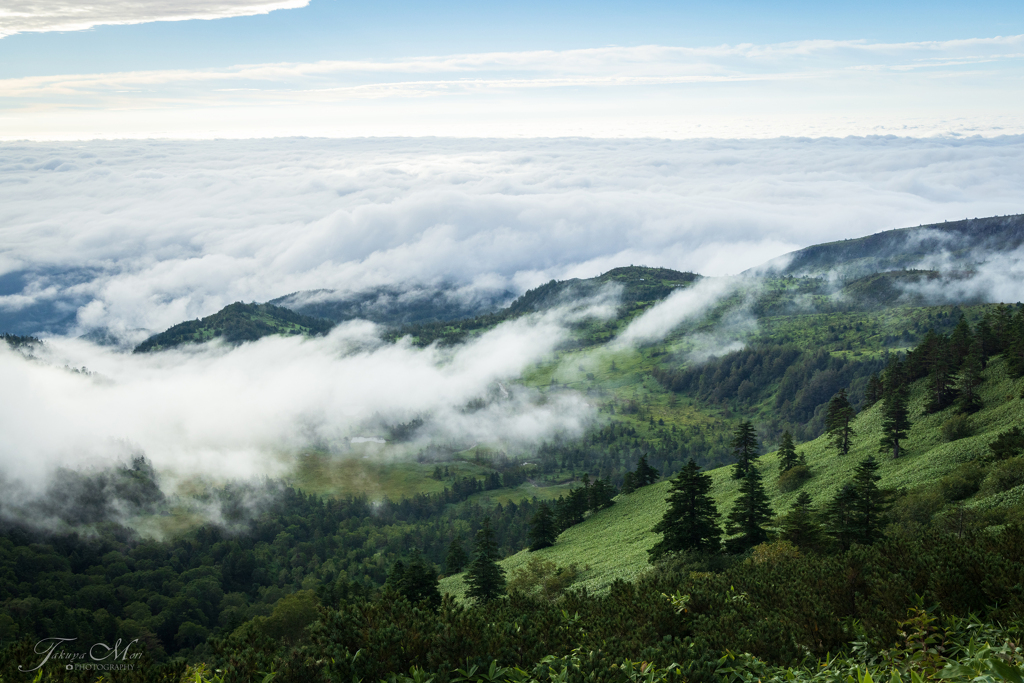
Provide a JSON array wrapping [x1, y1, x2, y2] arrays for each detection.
[[988, 426, 1024, 461], [823, 483, 859, 550], [879, 383, 911, 459], [385, 559, 406, 589], [444, 537, 468, 575], [825, 389, 856, 456], [587, 478, 617, 511], [399, 551, 441, 608], [634, 454, 661, 487], [621, 471, 637, 494], [465, 517, 506, 603], [825, 455, 888, 549], [725, 465, 772, 554], [777, 431, 799, 472], [848, 455, 888, 546], [528, 503, 558, 551], [779, 491, 824, 552], [864, 372, 884, 407], [730, 420, 759, 479], [949, 316, 973, 366], [953, 339, 984, 414], [649, 459, 721, 561], [924, 332, 956, 413]]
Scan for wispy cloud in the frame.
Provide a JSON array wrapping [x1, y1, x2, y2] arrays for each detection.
[[3, 36, 1024, 139], [0, 0, 309, 37]]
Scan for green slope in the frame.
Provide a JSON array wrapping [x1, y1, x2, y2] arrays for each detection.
[[134, 301, 335, 352], [441, 355, 1024, 600]]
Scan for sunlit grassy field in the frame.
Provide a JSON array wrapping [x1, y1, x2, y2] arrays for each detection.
[[442, 357, 1024, 601]]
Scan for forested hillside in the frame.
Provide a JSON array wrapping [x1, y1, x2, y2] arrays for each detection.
[[133, 302, 335, 352]]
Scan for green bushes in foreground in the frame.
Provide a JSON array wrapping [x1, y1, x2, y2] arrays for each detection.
[[154, 524, 1024, 683]]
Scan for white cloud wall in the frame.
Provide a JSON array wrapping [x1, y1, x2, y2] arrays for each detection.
[[1, 136, 1022, 339]]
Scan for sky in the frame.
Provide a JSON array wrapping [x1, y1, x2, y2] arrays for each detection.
[[2, 1, 1024, 500], [2, 0, 1024, 138]]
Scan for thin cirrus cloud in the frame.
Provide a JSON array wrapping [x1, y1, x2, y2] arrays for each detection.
[[3, 36, 1024, 139], [0, 0, 310, 37]]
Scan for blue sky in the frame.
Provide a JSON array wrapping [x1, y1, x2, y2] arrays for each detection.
[[1, 0, 1023, 139], [4, 0, 1024, 75]]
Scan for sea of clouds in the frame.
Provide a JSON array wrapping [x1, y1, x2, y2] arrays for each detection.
[[3, 135, 1023, 340], [1, 135, 1023, 512]]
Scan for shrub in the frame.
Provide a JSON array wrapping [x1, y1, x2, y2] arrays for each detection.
[[936, 464, 985, 501], [777, 464, 811, 492], [941, 414, 974, 442], [979, 458, 1024, 498]]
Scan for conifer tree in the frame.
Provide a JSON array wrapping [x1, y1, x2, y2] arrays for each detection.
[[725, 465, 772, 554], [777, 431, 799, 472], [587, 478, 617, 511], [848, 455, 887, 546], [528, 503, 558, 551], [621, 471, 637, 494], [988, 426, 1024, 461], [953, 339, 984, 414], [444, 538, 468, 575], [649, 459, 721, 561], [879, 382, 911, 459], [949, 316, 974, 366], [780, 491, 824, 552], [864, 372, 884, 407], [634, 454, 661, 487], [823, 483, 859, 550], [465, 517, 506, 603], [730, 420, 759, 479], [399, 551, 441, 608], [825, 455, 888, 549], [925, 332, 956, 413], [825, 389, 856, 456]]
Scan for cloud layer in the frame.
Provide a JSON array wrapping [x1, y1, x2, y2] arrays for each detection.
[[0, 304, 609, 496], [0, 0, 309, 37], [2, 136, 1023, 339]]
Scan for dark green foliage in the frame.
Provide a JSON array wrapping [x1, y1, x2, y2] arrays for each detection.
[[387, 266, 698, 347], [398, 552, 441, 608], [954, 340, 985, 413], [825, 455, 889, 549], [940, 413, 974, 442], [528, 503, 557, 551], [825, 389, 856, 456], [648, 459, 721, 560], [864, 372, 884, 407], [465, 518, 506, 603], [444, 538, 468, 574], [0, 472, 541, 663], [633, 454, 661, 487], [193, 522, 1024, 683], [134, 302, 335, 352], [620, 471, 637, 494], [652, 343, 883, 442], [586, 478, 617, 511], [989, 426, 1024, 461], [918, 329, 957, 413], [879, 358, 912, 459], [779, 492, 824, 552], [724, 465, 772, 554], [777, 431, 798, 472], [1, 332, 41, 348], [730, 420, 759, 479], [979, 458, 1024, 497], [776, 462, 811, 493]]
